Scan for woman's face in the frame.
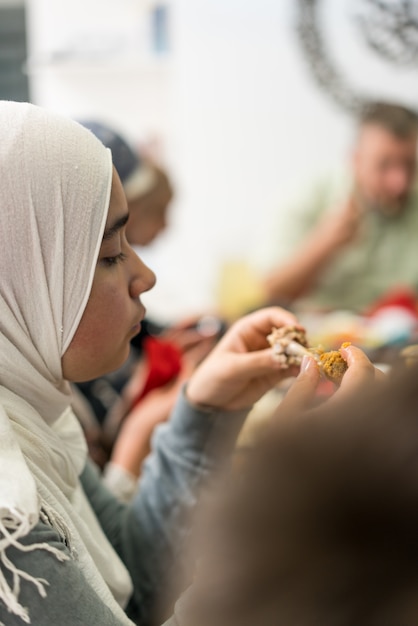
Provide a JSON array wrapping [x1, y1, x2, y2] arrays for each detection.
[[62, 168, 156, 382]]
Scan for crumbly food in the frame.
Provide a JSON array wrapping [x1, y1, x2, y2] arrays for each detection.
[[267, 326, 309, 367], [318, 350, 348, 385], [267, 325, 349, 383]]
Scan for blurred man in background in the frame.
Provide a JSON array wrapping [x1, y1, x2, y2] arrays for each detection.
[[261, 101, 418, 314]]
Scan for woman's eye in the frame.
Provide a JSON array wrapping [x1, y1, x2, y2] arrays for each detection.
[[102, 252, 128, 267]]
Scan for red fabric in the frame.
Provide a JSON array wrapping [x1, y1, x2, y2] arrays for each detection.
[[131, 336, 183, 408], [365, 287, 418, 318]]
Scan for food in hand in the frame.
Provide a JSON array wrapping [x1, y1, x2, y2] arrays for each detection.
[[267, 326, 310, 367], [317, 346, 349, 385], [267, 326, 349, 384]]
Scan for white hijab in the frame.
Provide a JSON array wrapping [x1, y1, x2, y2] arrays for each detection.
[[0, 101, 134, 624]]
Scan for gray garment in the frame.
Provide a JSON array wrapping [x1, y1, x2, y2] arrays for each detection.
[[0, 390, 247, 626]]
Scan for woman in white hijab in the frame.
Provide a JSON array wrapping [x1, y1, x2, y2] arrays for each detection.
[[0, 100, 301, 625]]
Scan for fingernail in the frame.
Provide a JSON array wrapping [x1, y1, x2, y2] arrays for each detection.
[[339, 341, 352, 355], [300, 355, 312, 373]]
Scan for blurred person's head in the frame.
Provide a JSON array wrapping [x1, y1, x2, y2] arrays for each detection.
[[352, 101, 418, 216], [126, 162, 173, 246], [80, 120, 173, 246], [182, 362, 418, 626]]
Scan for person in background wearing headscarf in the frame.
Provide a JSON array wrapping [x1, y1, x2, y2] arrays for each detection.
[[79, 120, 173, 249]]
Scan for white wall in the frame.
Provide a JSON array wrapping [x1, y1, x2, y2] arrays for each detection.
[[25, 0, 418, 322]]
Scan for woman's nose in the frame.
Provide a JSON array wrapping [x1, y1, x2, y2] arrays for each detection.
[[129, 250, 156, 299]]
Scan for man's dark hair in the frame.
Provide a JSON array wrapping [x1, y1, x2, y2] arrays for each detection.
[[359, 101, 418, 138]]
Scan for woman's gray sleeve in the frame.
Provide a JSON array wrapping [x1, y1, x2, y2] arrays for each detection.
[[82, 388, 248, 625], [0, 392, 246, 625]]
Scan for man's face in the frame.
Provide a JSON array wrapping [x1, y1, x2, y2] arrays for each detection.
[[353, 124, 417, 216]]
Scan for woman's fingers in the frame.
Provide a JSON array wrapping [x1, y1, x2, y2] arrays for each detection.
[[323, 345, 378, 409], [269, 345, 379, 424], [339, 344, 377, 387], [218, 346, 299, 380], [222, 306, 302, 351], [271, 356, 320, 422], [186, 307, 307, 409]]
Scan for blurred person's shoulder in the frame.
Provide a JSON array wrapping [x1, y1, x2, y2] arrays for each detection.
[[301, 167, 353, 218]]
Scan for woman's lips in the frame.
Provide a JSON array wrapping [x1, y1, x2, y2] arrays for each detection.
[[131, 307, 146, 331]]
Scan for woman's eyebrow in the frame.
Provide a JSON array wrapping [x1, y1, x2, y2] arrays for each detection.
[[102, 213, 129, 241]]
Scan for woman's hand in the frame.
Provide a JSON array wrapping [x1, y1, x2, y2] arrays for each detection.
[[186, 307, 302, 411], [271, 344, 383, 422]]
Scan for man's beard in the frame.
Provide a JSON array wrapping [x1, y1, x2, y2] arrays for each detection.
[[357, 190, 409, 217]]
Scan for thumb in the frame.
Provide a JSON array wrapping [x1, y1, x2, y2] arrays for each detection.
[[273, 355, 321, 418], [228, 347, 292, 378]]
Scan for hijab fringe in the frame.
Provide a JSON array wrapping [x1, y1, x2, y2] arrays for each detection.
[[0, 507, 70, 623]]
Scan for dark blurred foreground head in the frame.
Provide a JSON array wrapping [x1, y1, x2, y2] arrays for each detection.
[[178, 362, 418, 626]]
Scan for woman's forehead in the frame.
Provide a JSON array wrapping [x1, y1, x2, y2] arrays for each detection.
[[107, 168, 128, 216]]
